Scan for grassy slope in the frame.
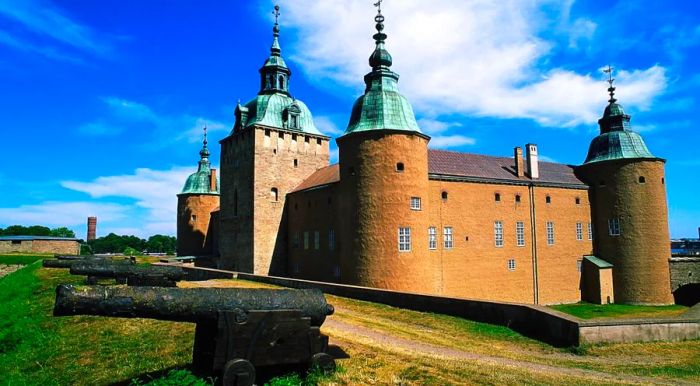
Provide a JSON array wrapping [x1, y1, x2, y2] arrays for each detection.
[[551, 303, 688, 319], [0, 254, 47, 265], [0, 267, 697, 385]]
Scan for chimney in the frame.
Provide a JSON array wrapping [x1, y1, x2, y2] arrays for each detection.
[[526, 143, 539, 179], [87, 216, 97, 241], [210, 168, 217, 192], [514, 147, 524, 178]]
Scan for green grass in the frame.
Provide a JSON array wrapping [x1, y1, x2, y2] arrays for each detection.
[[0, 253, 46, 265], [550, 302, 688, 319]]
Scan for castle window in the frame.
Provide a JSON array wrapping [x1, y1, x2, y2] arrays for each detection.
[[507, 259, 516, 271], [398, 227, 411, 252], [576, 222, 583, 241], [314, 231, 320, 250], [271, 187, 279, 202], [516, 221, 525, 247], [333, 265, 340, 278], [545, 195, 551, 204], [575, 197, 581, 205], [638, 176, 646, 184], [234, 190, 238, 216], [662, 177, 665, 184], [494, 193, 501, 202], [290, 114, 299, 129], [588, 222, 593, 240], [294, 159, 298, 168], [443, 227, 453, 249], [410, 197, 421, 210], [494, 221, 504, 247], [292, 133, 298, 141], [328, 229, 335, 250], [608, 218, 621, 236], [577, 259, 583, 273], [428, 226, 437, 250], [441, 191, 448, 200], [305, 136, 310, 143], [546, 222, 555, 245], [515, 194, 521, 203], [304, 232, 309, 249], [293, 232, 299, 248], [191, 215, 197, 221], [316, 138, 321, 145], [11, 240, 21, 245], [279, 75, 285, 90], [264, 129, 270, 137], [396, 162, 404, 172]]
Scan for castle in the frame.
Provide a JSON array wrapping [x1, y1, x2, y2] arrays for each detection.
[[177, 6, 674, 305]]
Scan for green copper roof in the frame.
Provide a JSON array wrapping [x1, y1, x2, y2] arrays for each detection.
[[238, 94, 322, 135], [583, 82, 656, 164], [342, 9, 422, 136], [180, 130, 220, 195], [584, 255, 613, 268]]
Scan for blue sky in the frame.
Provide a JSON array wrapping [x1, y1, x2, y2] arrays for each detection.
[[0, 0, 698, 239]]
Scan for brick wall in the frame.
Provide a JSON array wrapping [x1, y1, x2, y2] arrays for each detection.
[[176, 194, 219, 256], [0, 239, 79, 255]]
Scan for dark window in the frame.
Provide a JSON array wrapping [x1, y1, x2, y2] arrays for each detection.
[[662, 177, 665, 184], [396, 162, 404, 172], [264, 129, 270, 137], [234, 190, 238, 216], [11, 240, 21, 245], [441, 191, 448, 200], [545, 195, 551, 204], [316, 138, 321, 145], [599, 180, 606, 187], [305, 136, 310, 143], [294, 159, 298, 168], [292, 133, 297, 141], [638, 176, 646, 183], [495, 193, 501, 202], [515, 194, 521, 203], [191, 215, 197, 221], [575, 197, 581, 205], [271, 188, 279, 201], [279, 75, 285, 89]]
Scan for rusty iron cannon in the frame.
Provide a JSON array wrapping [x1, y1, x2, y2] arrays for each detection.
[[69, 262, 185, 287], [53, 285, 336, 385], [43, 256, 135, 269]]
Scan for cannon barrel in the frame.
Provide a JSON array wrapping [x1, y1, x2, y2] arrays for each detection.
[[43, 258, 134, 269], [69, 262, 185, 280], [54, 285, 334, 326], [55, 255, 106, 261]]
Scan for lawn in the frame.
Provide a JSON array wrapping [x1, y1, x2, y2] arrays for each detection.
[[0, 261, 698, 385], [0, 253, 49, 265], [550, 302, 689, 320]]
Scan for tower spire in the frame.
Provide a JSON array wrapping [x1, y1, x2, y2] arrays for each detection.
[[270, 4, 281, 56], [604, 65, 616, 104], [369, 0, 392, 70], [259, 4, 290, 95], [198, 126, 210, 170]]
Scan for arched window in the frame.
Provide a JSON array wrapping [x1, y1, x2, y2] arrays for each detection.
[[279, 75, 285, 90], [515, 194, 521, 203], [638, 176, 646, 184], [545, 195, 551, 204], [271, 187, 279, 202], [494, 193, 501, 202], [441, 191, 448, 200]]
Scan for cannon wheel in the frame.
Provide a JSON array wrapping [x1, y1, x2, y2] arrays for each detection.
[[309, 352, 336, 375], [222, 358, 255, 386]]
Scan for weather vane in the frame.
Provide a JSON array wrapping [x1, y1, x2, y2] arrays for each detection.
[[603, 65, 616, 102], [203, 125, 208, 145], [273, 4, 280, 24], [374, 0, 382, 13]]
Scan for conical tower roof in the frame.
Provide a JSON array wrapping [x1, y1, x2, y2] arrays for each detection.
[[180, 127, 220, 195]]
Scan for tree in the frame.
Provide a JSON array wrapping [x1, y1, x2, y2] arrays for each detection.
[[50, 227, 76, 238], [146, 234, 176, 253]]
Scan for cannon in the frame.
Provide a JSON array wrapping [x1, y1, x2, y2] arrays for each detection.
[[54, 285, 336, 385], [43, 257, 135, 269], [69, 262, 185, 287]]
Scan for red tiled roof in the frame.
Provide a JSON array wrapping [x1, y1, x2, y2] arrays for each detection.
[[428, 149, 585, 186], [291, 149, 586, 193], [291, 164, 340, 192]]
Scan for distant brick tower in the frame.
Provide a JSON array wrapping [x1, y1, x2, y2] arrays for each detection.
[[177, 128, 220, 256], [575, 70, 673, 304], [335, 6, 440, 294], [218, 5, 329, 274], [86, 216, 97, 241]]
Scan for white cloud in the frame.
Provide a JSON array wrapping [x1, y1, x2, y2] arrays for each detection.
[[61, 167, 198, 237], [314, 115, 345, 136], [429, 135, 476, 149], [280, 0, 667, 128]]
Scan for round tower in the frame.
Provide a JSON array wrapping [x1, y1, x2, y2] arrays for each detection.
[[336, 5, 439, 294], [575, 71, 673, 304], [177, 127, 220, 257]]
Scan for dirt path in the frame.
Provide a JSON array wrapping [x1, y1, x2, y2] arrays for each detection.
[[324, 318, 693, 386], [0, 264, 22, 279]]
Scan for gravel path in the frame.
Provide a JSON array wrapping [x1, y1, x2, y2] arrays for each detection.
[[0, 264, 22, 278]]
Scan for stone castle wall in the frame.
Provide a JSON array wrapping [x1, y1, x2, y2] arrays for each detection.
[[0, 239, 79, 255], [176, 194, 219, 256]]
